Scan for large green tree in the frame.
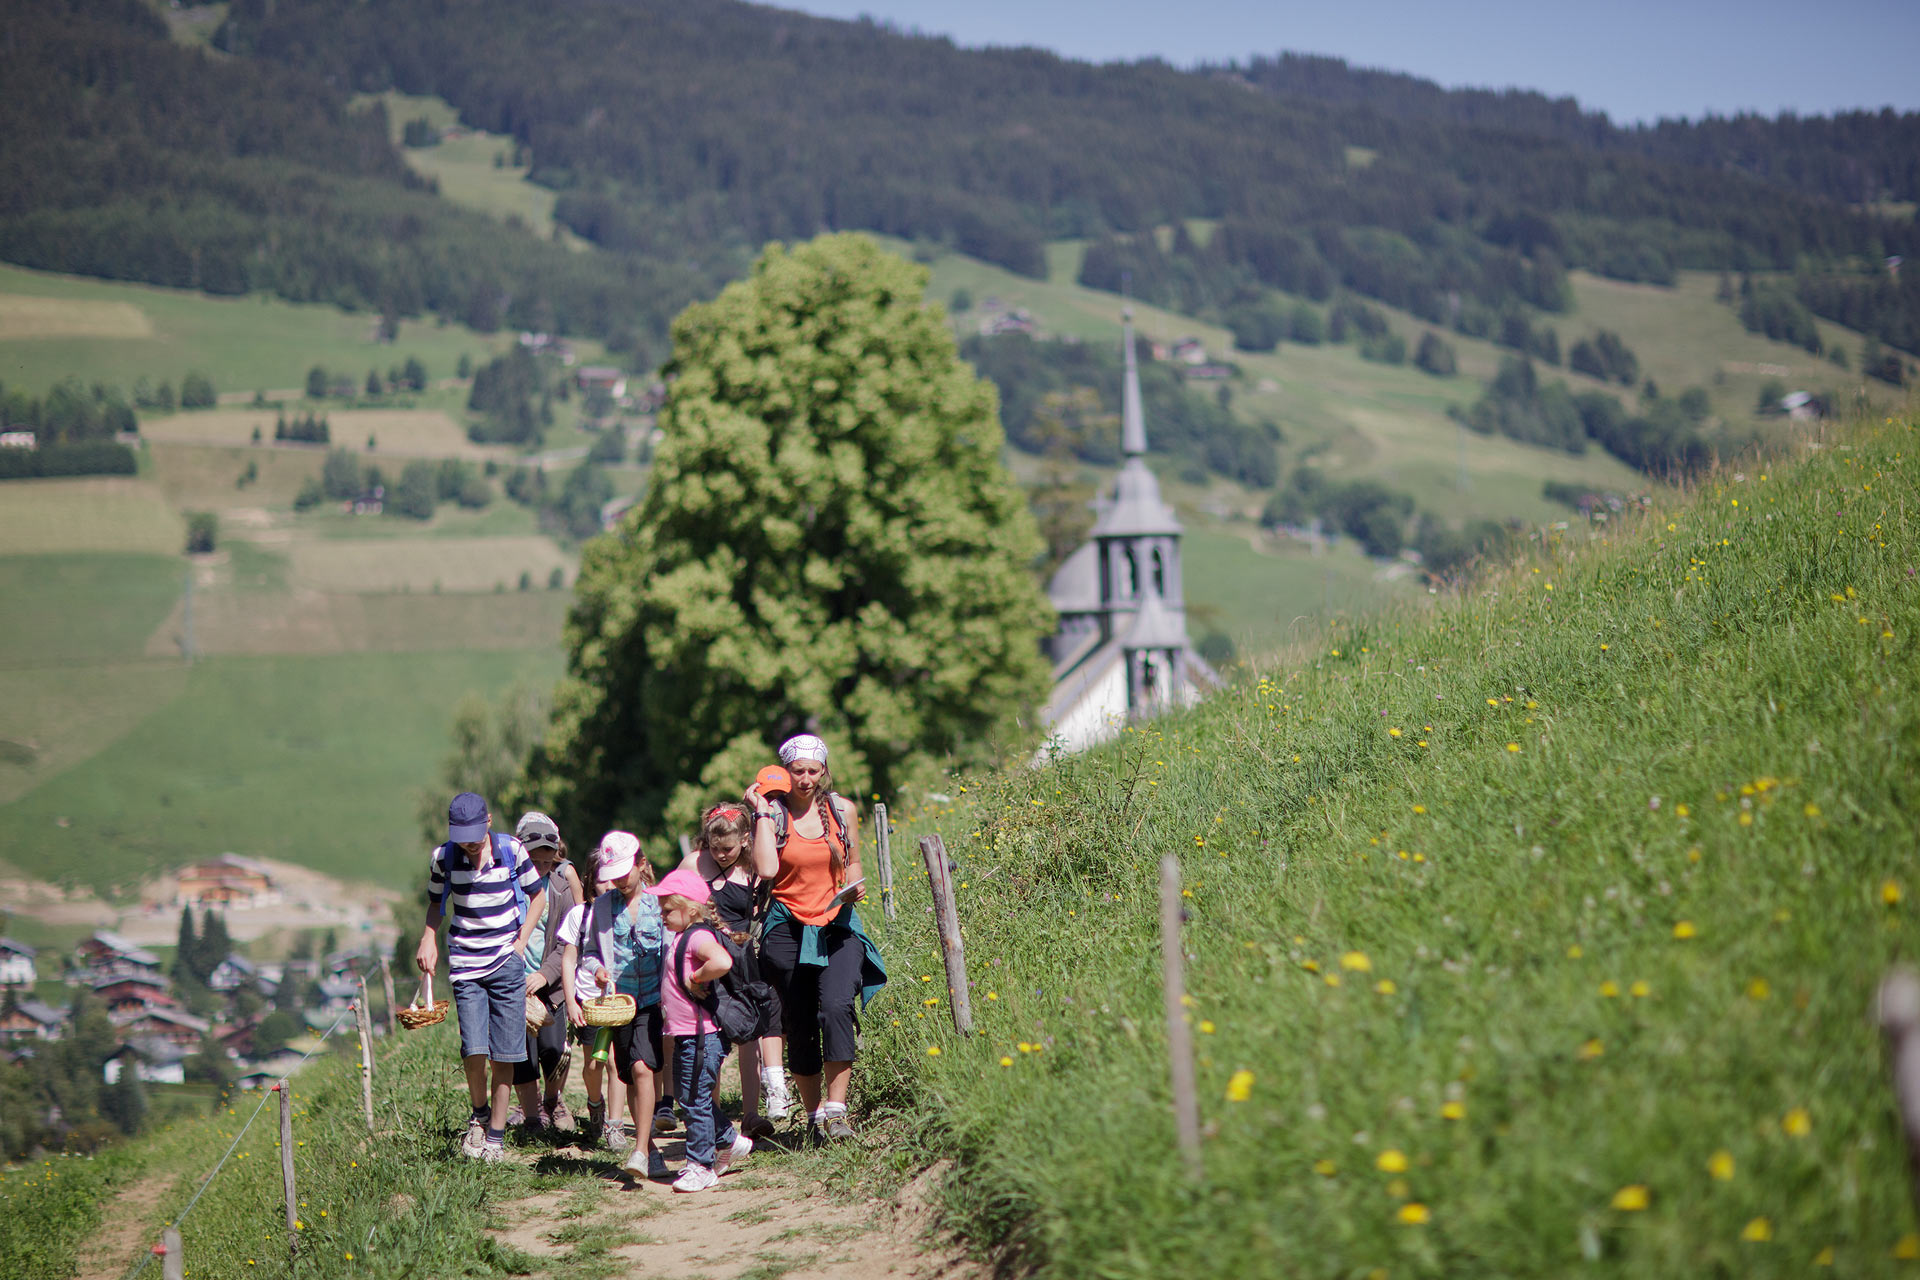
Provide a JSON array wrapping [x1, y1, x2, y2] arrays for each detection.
[[527, 233, 1052, 836]]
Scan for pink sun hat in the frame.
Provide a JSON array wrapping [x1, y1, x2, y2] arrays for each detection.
[[649, 867, 712, 903]]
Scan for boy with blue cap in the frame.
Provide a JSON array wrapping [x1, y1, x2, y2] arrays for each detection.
[[416, 791, 548, 1161]]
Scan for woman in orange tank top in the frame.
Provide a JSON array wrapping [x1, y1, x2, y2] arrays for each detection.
[[756, 733, 885, 1142]]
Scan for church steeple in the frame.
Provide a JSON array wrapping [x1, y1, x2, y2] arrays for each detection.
[[1120, 305, 1147, 458]]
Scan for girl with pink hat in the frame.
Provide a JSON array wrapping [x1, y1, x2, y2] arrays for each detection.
[[652, 866, 754, 1192]]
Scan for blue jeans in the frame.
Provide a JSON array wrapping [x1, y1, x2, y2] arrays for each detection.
[[672, 1032, 737, 1168], [452, 957, 528, 1062]]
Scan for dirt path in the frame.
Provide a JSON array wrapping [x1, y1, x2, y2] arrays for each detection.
[[491, 1129, 974, 1280], [73, 1171, 171, 1280]]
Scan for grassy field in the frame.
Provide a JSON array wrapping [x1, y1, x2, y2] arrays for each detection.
[[0, 263, 504, 399], [862, 410, 1920, 1276], [0, 477, 184, 554], [0, 648, 565, 892], [0, 553, 183, 669], [140, 407, 498, 459]]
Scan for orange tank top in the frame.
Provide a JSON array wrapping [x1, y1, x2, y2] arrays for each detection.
[[772, 803, 850, 927]]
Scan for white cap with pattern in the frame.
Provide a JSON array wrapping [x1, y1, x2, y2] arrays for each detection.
[[778, 733, 829, 766]]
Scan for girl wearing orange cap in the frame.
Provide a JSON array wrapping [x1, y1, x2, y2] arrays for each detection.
[[757, 734, 888, 1142]]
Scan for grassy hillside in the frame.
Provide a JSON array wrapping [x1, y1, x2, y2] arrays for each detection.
[[0, 264, 503, 399], [866, 410, 1920, 1275]]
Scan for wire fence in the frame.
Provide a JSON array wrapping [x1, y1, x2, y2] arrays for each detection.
[[121, 1006, 357, 1280]]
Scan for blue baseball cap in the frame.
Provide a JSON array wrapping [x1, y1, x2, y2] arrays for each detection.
[[447, 792, 490, 842]]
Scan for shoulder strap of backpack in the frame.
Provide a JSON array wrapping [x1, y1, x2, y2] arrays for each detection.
[[825, 793, 851, 852], [495, 834, 527, 922]]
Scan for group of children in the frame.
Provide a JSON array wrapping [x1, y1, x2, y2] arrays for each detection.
[[418, 778, 800, 1192]]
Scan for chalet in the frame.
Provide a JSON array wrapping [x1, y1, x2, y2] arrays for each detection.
[[1170, 337, 1208, 366], [176, 854, 278, 907], [0, 937, 36, 986], [75, 930, 161, 979], [111, 1005, 211, 1048], [92, 972, 175, 1016], [104, 1038, 188, 1086], [314, 976, 360, 1012], [0, 999, 65, 1043], [0, 430, 34, 449], [575, 366, 628, 399], [208, 954, 273, 995], [1040, 308, 1218, 754], [978, 308, 1037, 338]]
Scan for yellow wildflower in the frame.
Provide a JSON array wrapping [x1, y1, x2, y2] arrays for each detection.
[[1396, 1203, 1430, 1225], [1708, 1150, 1734, 1180], [1578, 1038, 1604, 1060], [1742, 1217, 1773, 1243], [1225, 1069, 1254, 1102], [1440, 1101, 1466, 1121], [926, 1045, 941, 1056], [1883, 880, 1903, 906], [1375, 1148, 1409, 1173], [1610, 1184, 1649, 1211], [1896, 1235, 1920, 1260], [1375, 980, 1396, 995], [1340, 951, 1373, 972], [1599, 980, 1619, 998], [1783, 1108, 1811, 1137], [1312, 1159, 1336, 1176], [1671, 921, 1696, 940]]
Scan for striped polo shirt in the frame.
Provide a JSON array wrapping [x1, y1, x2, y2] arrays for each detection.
[[427, 835, 543, 982]]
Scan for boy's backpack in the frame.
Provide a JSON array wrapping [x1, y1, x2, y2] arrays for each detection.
[[672, 924, 779, 1044], [434, 833, 527, 922]]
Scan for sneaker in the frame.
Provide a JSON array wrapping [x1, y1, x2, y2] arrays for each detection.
[[603, 1121, 633, 1155], [461, 1113, 489, 1158], [475, 1141, 506, 1163], [743, 1114, 776, 1141], [652, 1108, 678, 1137], [504, 1104, 526, 1128], [619, 1147, 650, 1180], [584, 1100, 605, 1142], [671, 1163, 719, 1194], [545, 1098, 576, 1134], [825, 1115, 856, 1143], [648, 1148, 669, 1181], [712, 1133, 753, 1177]]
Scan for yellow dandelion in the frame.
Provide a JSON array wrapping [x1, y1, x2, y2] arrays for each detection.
[[1578, 1038, 1604, 1060], [1671, 921, 1696, 940], [926, 1045, 941, 1056], [1340, 951, 1373, 972], [1599, 980, 1619, 998], [1630, 980, 1650, 999], [1897, 1235, 1920, 1260], [1440, 1100, 1466, 1121], [1783, 1108, 1811, 1137], [1199, 1020, 1216, 1034], [1313, 1159, 1337, 1176], [1610, 1184, 1649, 1211], [1324, 973, 1341, 987], [1883, 880, 1903, 906], [1676, 804, 1690, 817], [1814, 1245, 1834, 1266], [1741, 1217, 1773, 1243], [1738, 812, 1754, 827], [1375, 1148, 1409, 1173], [1506, 742, 1521, 753], [999, 1056, 1013, 1067], [1375, 980, 1396, 995], [1803, 802, 1821, 818], [1708, 1150, 1734, 1181], [1301, 959, 1321, 973], [1567, 944, 1583, 959], [1225, 1069, 1254, 1102], [1397, 1203, 1431, 1225], [1412, 804, 1426, 814], [1389, 727, 1402, 738], [1747, 978, 1771, 1000]]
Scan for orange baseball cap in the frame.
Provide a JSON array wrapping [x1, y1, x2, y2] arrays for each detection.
[[754, 765, 792, 796]]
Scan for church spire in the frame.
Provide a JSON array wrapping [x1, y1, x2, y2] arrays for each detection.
[[1120, 305, 1146, 458]]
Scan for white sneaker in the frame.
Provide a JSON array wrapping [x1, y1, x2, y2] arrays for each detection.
[[761, 1066, 792, 1116], [671, 1162, 719, 1194], [475, 1141, 506, 1163], [712, 1133, 753, 1177], [460, 1115, 489, 1158], [620, 1147, 651, 1180]]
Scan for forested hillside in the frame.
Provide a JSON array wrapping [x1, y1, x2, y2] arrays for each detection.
[[0, 0, 728, 363]]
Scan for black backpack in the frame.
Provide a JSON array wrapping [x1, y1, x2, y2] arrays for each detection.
[[672, 923, 780, 1044]]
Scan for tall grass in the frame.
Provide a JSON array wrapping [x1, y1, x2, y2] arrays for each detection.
[[868, 413, 1920, 1275]]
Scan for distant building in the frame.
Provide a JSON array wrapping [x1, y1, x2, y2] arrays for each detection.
[[0, 430, 35, 449], [978, 308, 1037, 337], [1170, 337, 1208, 366], [1182, 363, 1234, 381], [575, 366, 629, 399], [104, 1038, 189, 1086], [1040, 308, 1218, 754], [75, 931, 161, 980], [92, 972, 175, 1016], [0, 938, 36, 986], [208, 954, 272, 995], [110, 1005, 211, 1048], [176, 854, 278, 907], [0, 999, 64, 1043]]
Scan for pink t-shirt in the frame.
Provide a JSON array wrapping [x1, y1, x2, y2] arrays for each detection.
[[660, 928, 727, 1036]]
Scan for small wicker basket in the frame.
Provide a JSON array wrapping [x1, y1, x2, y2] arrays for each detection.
[[579, 993, 636, 1027], [398, 973, 450, 1031], [525, 992, 554, 1031]]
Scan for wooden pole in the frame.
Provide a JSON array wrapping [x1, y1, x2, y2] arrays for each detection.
[[159, 1227, 183, 1280], [874, 803, 896, 922], [918, 834, 972, 1034], [355, 980, 376, 1133], [1879, 967, 1920, 1218], [1159, 855, 1203, 1182], [379, 954, 398, 1035], [277, 1080, 299, 1266]]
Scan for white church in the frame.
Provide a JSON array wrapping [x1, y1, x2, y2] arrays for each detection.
[[1039, 309, 1218, 753]]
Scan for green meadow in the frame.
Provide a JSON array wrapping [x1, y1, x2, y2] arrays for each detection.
[[863, 411, 1920, 1276]]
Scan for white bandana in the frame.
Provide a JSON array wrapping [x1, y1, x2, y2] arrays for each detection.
[[778, 733, 829, 766]]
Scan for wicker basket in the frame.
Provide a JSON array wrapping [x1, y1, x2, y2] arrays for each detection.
[[579, 993, 636, 1027], [525, 993, 554, 1031], [398, 974, 449, 1031]]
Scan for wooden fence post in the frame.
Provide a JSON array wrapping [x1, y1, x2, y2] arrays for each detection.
[[1879, 967, 1920, 1217], [873, 802, 896, 922], [379, 955, 398, 1035], [355, 979, 376, 1134], [159, 1227, 183, 1280], [277, 1080, 299, 1266], [918, 834, 972, 1034], [1159, 855, 1203, 1182]]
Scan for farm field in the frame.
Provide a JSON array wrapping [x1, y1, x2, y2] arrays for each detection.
[[139, 407, 501, 460], [0, 477, 183, 554], [0, 262, 505, 398]]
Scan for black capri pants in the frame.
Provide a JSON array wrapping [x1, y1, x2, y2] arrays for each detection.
[[759, 915, 863, 1077]]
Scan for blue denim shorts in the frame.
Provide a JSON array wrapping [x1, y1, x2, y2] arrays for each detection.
[[452, 958, 528, 1062]]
